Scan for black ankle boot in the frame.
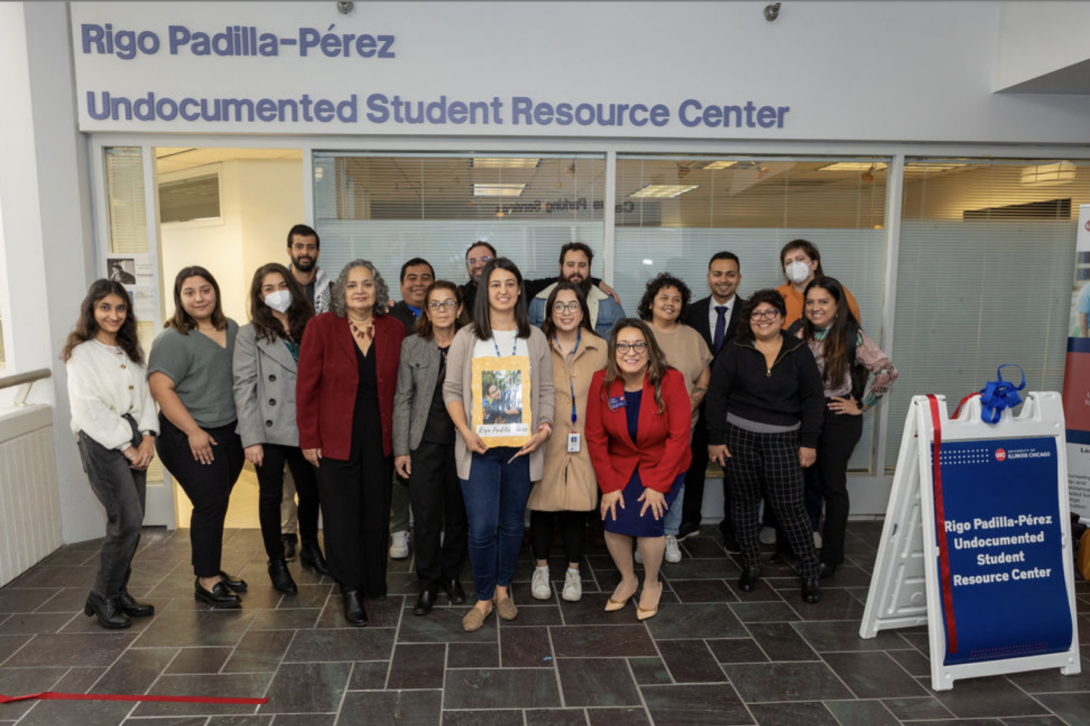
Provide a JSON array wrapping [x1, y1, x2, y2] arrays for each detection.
[[268, 559, 298, 594], [341, 587, 368, 626], [118, 589, 155, 617], [84, 592, 131, 629], [299, 542, 331, 576], [801, 575, 822, 604], [738, 566, 761, 593]]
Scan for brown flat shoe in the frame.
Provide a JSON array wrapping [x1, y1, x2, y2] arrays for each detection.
[[494, 594, 518, 621], [462, 605, 493, 632]]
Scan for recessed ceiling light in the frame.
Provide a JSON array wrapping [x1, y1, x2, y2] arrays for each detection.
[[629, 184, 699, 198], [472, 158, 541, 169], [473, 183, 526, 197], [904, 163, 970, 173], [818, 162, 889, 172]]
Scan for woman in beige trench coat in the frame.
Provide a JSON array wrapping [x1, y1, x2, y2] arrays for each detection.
[[528, 282, 608, 603]]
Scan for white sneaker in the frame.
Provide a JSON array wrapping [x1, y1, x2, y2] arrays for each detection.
[[759, 528, 777, 546], [813, 531, 823, 549], [389, 530, 410, 559], [531, 567, 551, 600], [665, 535, 682, 564], [561, 570, 582, 602], [634, 547, 643, 564]]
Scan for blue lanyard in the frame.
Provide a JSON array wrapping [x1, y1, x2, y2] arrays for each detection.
[[492, 331, 518, 357], [553, 330, 581, 426]]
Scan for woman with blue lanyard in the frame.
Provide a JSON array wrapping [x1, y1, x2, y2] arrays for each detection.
[[528, 282, 608, 603], [444, 258, 555, 631]]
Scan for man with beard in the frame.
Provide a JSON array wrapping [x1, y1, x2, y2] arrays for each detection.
[[460, 240, 496, 313], [287, 224, 333, 314], [527, 242, 625, 338]]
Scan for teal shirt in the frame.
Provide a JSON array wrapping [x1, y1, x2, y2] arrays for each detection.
[[148, 320, 240, 428]]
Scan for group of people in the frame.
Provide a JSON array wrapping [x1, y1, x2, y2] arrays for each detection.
[[64, 227, 896, 631]]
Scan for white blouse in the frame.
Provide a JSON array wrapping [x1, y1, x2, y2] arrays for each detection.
[[66, 339, 159, 450]]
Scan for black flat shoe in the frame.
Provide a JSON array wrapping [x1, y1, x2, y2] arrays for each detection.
[[282, 534, 297, 561], [738, 566, 761, 593], [118, 589, 155, 617], [268, 559, 298, 594], [414, 585, 438, 616], [299, 542, 331, 576], [676, 520, 701, 542], [341, 589, 368, 626], [195, 579, 241, 608], [84, 592, 131, 629], [217, 571, 248, 593], [442, 578, 466, 605], [818, 562, 837, 579], [801, 575, 822, 604]]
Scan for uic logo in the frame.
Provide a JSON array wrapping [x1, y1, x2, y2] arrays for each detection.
[[995, 448, 1007, 462]]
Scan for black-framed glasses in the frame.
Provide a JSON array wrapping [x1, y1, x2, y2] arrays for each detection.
[[428, 300, 458, 311], [616, 341, 648, 354], [552, 302, 580, 313], [467, 255, 492, 267], [750, 309, 781, 320]]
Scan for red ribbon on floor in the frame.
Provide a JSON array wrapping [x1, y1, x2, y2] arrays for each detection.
[[0, 691, 268, 705], [927, 394, 958, 654]]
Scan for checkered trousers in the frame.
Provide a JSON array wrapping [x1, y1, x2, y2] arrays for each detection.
[[724, 423, 820, 578]]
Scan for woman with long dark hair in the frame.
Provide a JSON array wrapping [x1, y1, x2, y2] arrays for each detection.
[[585, 318, 691, 620], [149, 266, 247, 608], [64, 279, 158, 628], [444, 258, 554, 631], [795, 277, 898, 577], [529, 282, 607, 603], [393, 280, 470, 616], [233, 262, 328, 595]]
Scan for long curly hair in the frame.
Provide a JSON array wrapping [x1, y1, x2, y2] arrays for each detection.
[[331, 259, 390, 318], [601, 318, 671, 413], [637, 273, 692, 324], [247, 262, 312, 344], [61, 279, 144, 364]]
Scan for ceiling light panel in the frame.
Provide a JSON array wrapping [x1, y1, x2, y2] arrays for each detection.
[[473, 183, 526, 197], [629, 184, 700, 198], [472, 158, 541, 169]]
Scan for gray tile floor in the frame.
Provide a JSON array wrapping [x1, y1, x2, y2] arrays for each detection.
[[1, 521, 1088, 725]]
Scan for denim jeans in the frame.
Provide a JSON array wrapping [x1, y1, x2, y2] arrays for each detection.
[[460, 447, 532, 602]]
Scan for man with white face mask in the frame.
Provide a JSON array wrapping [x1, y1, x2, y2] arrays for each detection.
[[776, 239, 861, 328]]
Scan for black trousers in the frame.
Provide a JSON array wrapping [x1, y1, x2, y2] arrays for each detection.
[[681, 413, 736, 539], [725, 424, 820, 577], [156, 415, 244, 578], [255, 444, 320, 560], [816, 409, 864, 567], [77, 432, 147, 599], [318, 449, 392, 598], [408, 439, 468, 588], [530, 510, 587, 564]]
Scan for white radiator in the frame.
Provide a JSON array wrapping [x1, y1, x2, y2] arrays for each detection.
[[0, 404, 63, 587]]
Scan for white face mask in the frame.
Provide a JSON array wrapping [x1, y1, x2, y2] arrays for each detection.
[[785, 260, 812, 285], [264, 290, 292, 314]]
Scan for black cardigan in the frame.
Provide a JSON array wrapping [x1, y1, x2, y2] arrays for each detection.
[[705, 331, 825, 448]]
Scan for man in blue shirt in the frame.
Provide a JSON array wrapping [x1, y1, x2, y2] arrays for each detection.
[[389, 258, 435, 334]]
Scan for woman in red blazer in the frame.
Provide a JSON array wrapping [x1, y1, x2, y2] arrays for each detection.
[[585, 318, 691, 621], [297, 259, 405, 626]]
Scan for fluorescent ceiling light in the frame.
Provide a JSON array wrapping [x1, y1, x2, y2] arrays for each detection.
[[818, 162, 889, 172], [473, 183, 526, 197], [1021, 161, 1076, 185], [472, 158, 540, 169], [629, 184, 699, 198], [904, 163, 969, 173], [703, 161, 739, 170]]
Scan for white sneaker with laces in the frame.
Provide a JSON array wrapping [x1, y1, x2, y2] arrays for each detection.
[[759, 528, 777, 546], [634, 548, 643, 564], [813, 531, 823, 549], [531, 567, 551, 600], [665, 535, 682, 564], [561, 570, 582, 602], [389, 530, 410, 559]]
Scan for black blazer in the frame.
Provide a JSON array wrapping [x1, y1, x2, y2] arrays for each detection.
[[389, 301, 420, 335], [689, 295, 745, 361]]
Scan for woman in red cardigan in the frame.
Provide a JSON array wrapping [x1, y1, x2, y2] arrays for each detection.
[[297, 259, 405, 626], [585, 318, 691, 621]]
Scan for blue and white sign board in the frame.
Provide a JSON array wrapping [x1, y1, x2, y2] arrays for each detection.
[[860, 392, 1080, 691]]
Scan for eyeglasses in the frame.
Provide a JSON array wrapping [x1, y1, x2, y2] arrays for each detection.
[[467, 255, 492, 267], [552, 302, 580, 313], [428, 300, 458, 311], [616, 341, 648, 354], [750, 309, 781, 320]]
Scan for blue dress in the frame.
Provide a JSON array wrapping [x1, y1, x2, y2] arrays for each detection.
[[603, 389, 684, 537]]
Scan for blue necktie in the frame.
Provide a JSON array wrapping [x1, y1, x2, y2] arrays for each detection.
[[713, 305, 728, 353]]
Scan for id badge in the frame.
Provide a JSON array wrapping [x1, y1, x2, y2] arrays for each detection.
[[567, 432, 581, 453], [608, 395, 627, 410]]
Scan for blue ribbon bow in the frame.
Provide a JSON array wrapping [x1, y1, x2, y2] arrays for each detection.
[[978, 364, 1025, 424]]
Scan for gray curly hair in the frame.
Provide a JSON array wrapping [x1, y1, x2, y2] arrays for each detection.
[[331, 259, 390, 318]]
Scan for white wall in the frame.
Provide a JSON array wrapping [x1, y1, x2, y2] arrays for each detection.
[[995, 2, 1090, 91]]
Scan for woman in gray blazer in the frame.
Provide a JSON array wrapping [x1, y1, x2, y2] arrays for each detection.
[[393, 280, 470, 616], [233, 262, 329, 594]]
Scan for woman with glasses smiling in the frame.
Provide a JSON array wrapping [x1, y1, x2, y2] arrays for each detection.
[[705, 289, 825, 604], [393, 281, 471, 616], [585, 319, 691, 621], [528, 282, 607, 603]]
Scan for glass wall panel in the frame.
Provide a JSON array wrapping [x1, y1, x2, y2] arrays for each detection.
[[313, 153, 606, 287], [885, 159, 1090, 468], [615, 155, 889, 472]]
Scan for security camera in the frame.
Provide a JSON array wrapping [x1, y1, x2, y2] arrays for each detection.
[[764, 3, 781, 22]]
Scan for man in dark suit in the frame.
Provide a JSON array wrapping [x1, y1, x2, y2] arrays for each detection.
[[678, 251, 744, 552]]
